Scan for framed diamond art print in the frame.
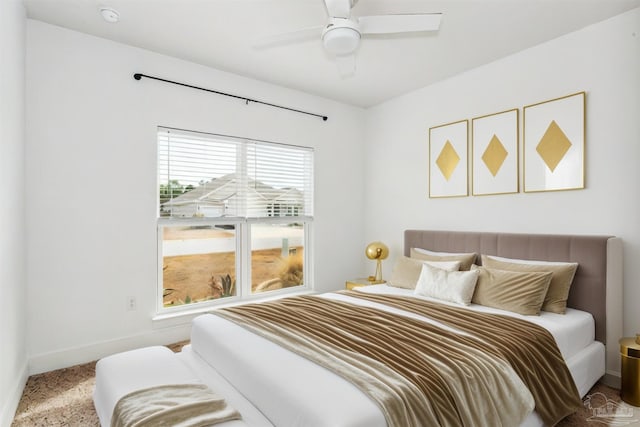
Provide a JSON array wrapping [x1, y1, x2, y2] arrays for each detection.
[[429, 119, 468, 198], [472, 108, 519, 196], [523, 92, 585, 192]]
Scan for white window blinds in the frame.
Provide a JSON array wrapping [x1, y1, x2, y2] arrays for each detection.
[[158, 127, 314, 219]]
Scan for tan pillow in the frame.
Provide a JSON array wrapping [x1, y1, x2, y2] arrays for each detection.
[[481, 255, 578, 314], [410, 248, 477, 271], [389, 256, 461, 289], [471, 266, 553, 315]]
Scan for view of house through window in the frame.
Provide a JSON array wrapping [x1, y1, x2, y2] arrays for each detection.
[[158, 127, 313, 310]]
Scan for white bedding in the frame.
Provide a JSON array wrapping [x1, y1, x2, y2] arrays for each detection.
[[190, 285, 604, 427]]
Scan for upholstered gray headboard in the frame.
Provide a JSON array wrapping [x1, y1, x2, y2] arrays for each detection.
[[404, 230, 623, 376]]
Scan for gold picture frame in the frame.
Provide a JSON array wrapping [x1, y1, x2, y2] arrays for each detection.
[[429, 119, 468, 198], [523, 92, 585, 192], [472, 108, 519, 196]]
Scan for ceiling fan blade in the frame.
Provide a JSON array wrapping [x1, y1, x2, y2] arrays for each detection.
[[323, 0, 352, 19], [253, 26, 323, 49], [359, 13, 442, 35], [334, 54, 356, 78]]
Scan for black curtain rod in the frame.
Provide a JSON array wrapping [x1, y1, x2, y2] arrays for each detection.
[[133, 73, 328, 121]]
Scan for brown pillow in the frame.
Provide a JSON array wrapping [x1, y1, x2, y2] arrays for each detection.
[[410, 248, 477, 271], [481, 255, 578, 314], [471, 266, 553, 315], [389, 256, 461, 289]]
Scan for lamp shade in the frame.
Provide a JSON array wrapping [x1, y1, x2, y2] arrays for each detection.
[[365, 241, 389, 260]]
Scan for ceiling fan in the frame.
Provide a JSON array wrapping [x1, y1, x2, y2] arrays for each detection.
[[256, 0, 442, 76]]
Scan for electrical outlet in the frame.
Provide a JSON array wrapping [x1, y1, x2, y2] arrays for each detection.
[[126, 296, 136, 311]]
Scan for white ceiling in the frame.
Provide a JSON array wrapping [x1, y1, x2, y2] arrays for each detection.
[[23, 0, 640, 108]]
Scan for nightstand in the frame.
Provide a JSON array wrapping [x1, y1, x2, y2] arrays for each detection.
[[345, 278, 385, 290], [620, 335, 640, 407]]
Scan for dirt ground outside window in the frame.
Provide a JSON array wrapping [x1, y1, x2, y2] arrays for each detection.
[[162, 227, 303, 306]]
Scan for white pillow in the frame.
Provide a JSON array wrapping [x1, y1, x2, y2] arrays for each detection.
[[483, 254, 576, 266], [388, 257, 461, 290], [414, 264, 480, 305], [413, 248, 472, 257]]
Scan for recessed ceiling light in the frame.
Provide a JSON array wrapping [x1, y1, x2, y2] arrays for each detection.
[[99, 7, 120, 23]]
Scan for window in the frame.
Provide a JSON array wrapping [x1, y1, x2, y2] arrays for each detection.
[[157, 127, 313, 312]]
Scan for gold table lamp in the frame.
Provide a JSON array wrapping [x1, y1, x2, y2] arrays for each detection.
[[365, 241, 389, 284]]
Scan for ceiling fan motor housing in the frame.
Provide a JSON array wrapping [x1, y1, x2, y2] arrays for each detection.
[[322, 19, 361, 55]]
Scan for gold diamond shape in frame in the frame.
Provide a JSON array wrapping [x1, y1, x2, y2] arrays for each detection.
[[436, 141, 460, 181], [536, 120, 572, 172], [482, 134, 508, 177]]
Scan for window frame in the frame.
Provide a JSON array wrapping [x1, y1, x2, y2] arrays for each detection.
[[244, 216, 313, 299], [156, 127, 314, 315]]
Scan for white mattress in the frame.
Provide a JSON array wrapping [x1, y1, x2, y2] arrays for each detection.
[[177, 346, 273, 426], [190, 285, 604, 427]]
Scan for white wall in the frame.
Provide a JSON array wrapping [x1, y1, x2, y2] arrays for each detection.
[[25, 20, 365, 374], [0, 0, 27, 425], [364, 8, 640, 354]]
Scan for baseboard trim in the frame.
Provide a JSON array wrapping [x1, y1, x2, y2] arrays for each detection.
[[28, 324, 191, 375], [601, 371, 621, 389], [1, 360, 28, 427]]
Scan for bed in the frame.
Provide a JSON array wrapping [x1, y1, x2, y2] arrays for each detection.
[[94, 230, 623, 427], [402, 230, 622, 375]]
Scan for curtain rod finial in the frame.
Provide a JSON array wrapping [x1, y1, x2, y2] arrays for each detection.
[[133, 73, 142, 80], [322, 116, 328, 121]]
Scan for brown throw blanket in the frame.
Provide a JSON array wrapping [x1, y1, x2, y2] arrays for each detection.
[[346, 291, 582, 425], [111, 383, 241, 427], [216, 292, 580, 427]]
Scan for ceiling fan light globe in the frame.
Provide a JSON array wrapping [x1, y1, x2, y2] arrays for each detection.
[[322, 26, 360, 56]]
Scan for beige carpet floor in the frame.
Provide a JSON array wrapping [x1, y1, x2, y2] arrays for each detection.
[[11, 341, 188, 427], [10, 343, 638, 426]]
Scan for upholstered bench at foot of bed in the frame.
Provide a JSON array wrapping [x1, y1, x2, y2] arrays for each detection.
[[93, 346, 195, 426], [93, 346, 246, 427]]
